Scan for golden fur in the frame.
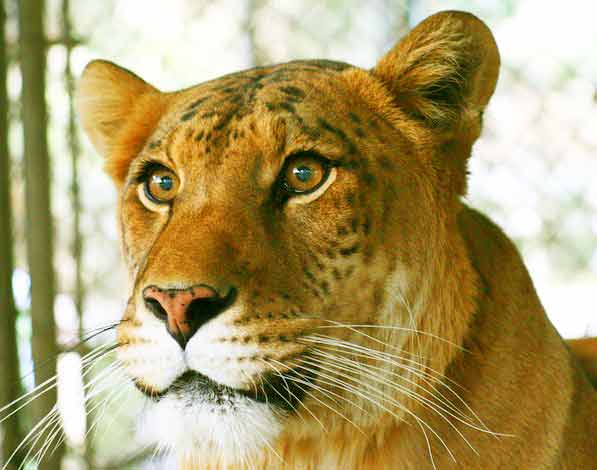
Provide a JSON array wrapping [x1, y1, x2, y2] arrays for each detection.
[[77, 11, 596, 469]]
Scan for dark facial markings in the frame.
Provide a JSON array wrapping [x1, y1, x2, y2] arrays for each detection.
[[317, 118, 357, 155], [181, 109, 198, 122], [186, 96, 210, 111], [173, 61, 354, 156], [348, 112, 361, 124], [167, 60, 373, 290], [339, 243, 360, 257], [265, 101, 296, 114], [279, 86, 306, 100]]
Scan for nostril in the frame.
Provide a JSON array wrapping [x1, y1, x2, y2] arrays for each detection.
[[144, 297, 168, 322], [186, 287, 238, 327]]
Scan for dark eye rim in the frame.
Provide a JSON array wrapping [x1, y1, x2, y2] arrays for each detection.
[[140, 163, 179, 205], [280, 151, 334, 196]]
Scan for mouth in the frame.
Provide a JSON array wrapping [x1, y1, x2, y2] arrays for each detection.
[[135, 366, 317, 413]]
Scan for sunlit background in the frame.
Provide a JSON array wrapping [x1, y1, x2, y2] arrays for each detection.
[[2, 0, 596, 468]]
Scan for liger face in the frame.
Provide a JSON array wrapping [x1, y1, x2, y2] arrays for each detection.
[[110, 60, 435, 454], [72, 9, 503, 464]]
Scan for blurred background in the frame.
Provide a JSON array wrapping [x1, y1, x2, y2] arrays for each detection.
[[1, 0, 596, 468]]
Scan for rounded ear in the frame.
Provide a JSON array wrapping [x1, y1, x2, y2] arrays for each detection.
[[372, 11, 500, 134], [76, 60, 167, 182]]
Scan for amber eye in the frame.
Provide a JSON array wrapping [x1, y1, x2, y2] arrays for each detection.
[[281, 154, 330, 195], [143, 167, 180, 204]]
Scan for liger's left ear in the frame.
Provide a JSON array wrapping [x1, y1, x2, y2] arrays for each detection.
[[371, 11, 499, 196], [373, 11, 499, 134]]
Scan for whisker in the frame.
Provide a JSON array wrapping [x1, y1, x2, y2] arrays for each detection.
[[287, 359, 457, 464], [296, 361, 446, 468], [326, 349, 504, 437], [393, 287, 425, 363], [23, 408, 61, 469], [310, 347, 456, 408], [302, 331, 466, 391], [273, 368, 366, 435], [255, 361, 306, 424], [267, 358, 361, 433], [244, 414, 285, 464], [14, 323, 123, 391], [303, 334, 468, 392], [309, 344, 479, 427], [266, 358, 327, 433], [3, 404, 58, 470], [86, 376, 130, 442], [8, 350, 124, 469], [314, 320, 466, 351], [241, 369, 261, 399], [281, 371, 372, 420], [301, 336, 497, 434], [302, 353, 478, 455], [0, 342, 117, 425], [32, 408, 64, 467]]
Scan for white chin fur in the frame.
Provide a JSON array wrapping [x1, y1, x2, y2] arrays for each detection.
[[140, 393, 283, 464]]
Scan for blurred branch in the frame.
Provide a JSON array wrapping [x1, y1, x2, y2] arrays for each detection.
[[17, 0, 63, 467], [45, 35, 83, 47], [0, 0, 24, 468], [246, 0, 267, 66], [4, 36, 83, 61]]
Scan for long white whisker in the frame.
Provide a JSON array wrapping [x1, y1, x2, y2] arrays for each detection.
[[307, 333, 464, 388], [309, 346, 486, 432], [290, 360, 446, 468], [244, 414, 284, 464], [302, 336, 498, 435], [266, 358, 327, 433], [302, 334, 472, 415], [2, 343, 121, 469], [315, 320, 466, 350], [302, 352, 478, 454], [0, 342, 116, 419], [86, 377, 130, 441], [306, 331, 466, 394], [330, 352, 499, 439], [4, 404, 58, 470], [272, 361, 364, 434], [255, 361, 306, 424], [32, 408, 64, 467], [275, 369, 367, 434], [287, 359, 457, 464]]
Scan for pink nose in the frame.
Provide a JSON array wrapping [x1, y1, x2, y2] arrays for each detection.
[[142, 284, 235, 347]]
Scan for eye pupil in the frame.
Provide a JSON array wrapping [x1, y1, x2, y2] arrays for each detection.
[[293, 166, 313, 183], [144, 167, 180, 204], [158, 175, 173, 191]]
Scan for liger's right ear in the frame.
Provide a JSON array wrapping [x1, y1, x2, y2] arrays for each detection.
[[372, 11, 500, 133], [76, 60, 167, 182]]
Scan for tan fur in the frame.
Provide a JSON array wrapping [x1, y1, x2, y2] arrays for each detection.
[[567, 338, 597, 387], [77, 10, 596, 469]]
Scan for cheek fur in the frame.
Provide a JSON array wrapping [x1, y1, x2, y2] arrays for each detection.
[[120, 185, 169, 268]]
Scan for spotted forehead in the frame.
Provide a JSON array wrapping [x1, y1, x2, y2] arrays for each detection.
[[146, 60, 355, 154]]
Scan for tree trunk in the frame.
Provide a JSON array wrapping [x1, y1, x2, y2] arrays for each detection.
[[0, 2, 24, 468], [17, 0, 63, 468], [61, 0, 84, 337], [62, 0, 92, 464]]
